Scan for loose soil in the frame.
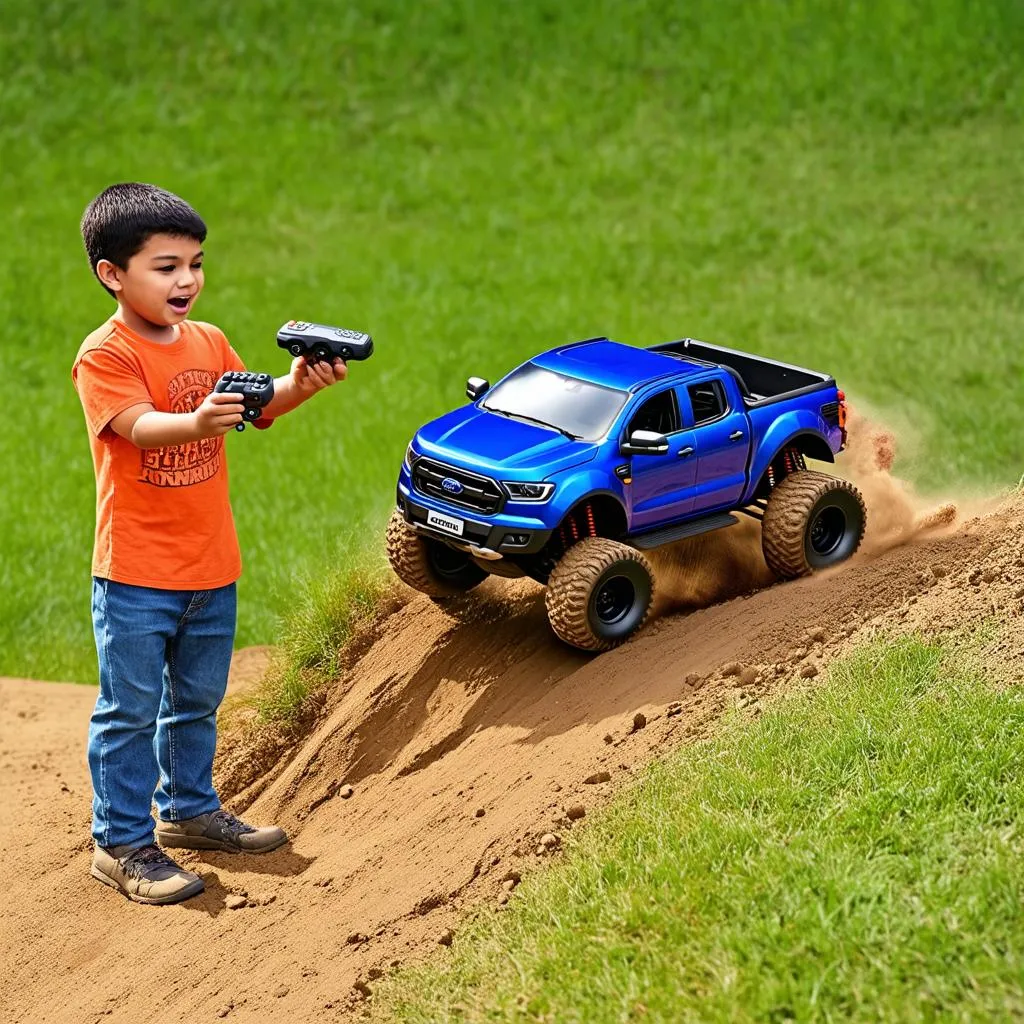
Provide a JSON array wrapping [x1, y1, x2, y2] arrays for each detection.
[[2, 417, 1022, 1024]]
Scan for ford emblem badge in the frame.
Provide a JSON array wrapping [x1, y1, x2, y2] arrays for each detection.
[[441, 477, 464, 495]]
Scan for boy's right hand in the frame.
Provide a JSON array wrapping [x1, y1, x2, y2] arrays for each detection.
[[193, 391, 246, 437]]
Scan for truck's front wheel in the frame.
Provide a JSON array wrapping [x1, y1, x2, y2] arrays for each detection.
[[386, 510, 488, 597], [761, 471, 866, 579], [545, 538, 655, 652]]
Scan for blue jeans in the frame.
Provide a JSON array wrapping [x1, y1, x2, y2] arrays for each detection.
[[88, 578, 237, 849]]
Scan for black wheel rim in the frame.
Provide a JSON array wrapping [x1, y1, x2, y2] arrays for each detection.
[[594, 575, 635, 625], [803, 487, 866, 569], [809, 506, 846, 556], [586, 558, 652, 642]]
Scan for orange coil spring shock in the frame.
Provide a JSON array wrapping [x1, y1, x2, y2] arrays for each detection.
[[585, 503, 597, 537], [569, 514, 580, 541], [559, 524, 568, 548]]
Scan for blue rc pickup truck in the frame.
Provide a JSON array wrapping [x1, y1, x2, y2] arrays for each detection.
[[388, 336, 864, 651]]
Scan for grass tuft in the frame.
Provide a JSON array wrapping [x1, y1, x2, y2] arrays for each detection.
[[241, 546, 396, 723]]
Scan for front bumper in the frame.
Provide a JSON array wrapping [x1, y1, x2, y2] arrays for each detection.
[[397, 479, 552, 557]]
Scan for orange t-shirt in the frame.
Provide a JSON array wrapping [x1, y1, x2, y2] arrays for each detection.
[[72, 318, 257, 590]]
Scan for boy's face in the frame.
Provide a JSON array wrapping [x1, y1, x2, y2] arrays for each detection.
[[97, 233, 205, 327]]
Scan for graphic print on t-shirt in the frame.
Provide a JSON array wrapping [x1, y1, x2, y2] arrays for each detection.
[[139, 368, 224, 488]]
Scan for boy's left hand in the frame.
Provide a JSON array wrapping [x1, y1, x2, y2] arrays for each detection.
[[291, 356, 347, 395]]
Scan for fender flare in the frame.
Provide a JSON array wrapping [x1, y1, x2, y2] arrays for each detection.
[[743, 423, 835, 504]]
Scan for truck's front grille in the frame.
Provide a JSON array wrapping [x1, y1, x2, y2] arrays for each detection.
[[412, 458, 505, 515]]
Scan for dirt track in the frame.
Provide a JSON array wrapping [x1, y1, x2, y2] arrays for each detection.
[[3, 424, 1023, 1024]]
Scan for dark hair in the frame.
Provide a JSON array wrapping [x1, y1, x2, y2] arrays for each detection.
[[81, 183, 207, 297]]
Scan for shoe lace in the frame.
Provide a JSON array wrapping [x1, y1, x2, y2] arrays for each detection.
[[122, 844, 177, 880], [211, 809, 257, 837]]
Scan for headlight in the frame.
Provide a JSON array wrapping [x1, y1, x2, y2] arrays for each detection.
[[502, 481, 554, 502], [404, 443, 416, 470]]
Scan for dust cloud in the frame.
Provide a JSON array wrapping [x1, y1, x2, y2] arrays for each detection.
[[649, 402, 962, 614]]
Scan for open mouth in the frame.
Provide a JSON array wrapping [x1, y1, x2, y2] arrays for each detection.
[[168, 296, 191, 312]]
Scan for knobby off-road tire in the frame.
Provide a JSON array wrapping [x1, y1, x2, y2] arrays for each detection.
[[386, 509, 488, 598], [545, 537, 655, 652], [761, 470, 866, 579]]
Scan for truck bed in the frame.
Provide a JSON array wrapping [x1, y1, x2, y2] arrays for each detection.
[[650, 338, 834, 407]]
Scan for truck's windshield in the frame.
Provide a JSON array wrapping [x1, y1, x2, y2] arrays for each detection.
[[482, 364, 628, 441]]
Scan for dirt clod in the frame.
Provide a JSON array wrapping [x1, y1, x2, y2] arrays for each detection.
[[225, 895, 248, 910], [722, 662, 742, 677], [540, 833, 560, 849], [474, 808, 485, 818], [338, 784, 354, 799], [584, 771, 611, 784], [630, 712, 647, 733], [566, 805, 586, 821], [273, 985, 289, 998], [799, 663, 819, 679], [413, 893, 446, 915]]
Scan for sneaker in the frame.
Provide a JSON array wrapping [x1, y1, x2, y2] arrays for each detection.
[[156, 809, 288, 854], [91, 843, 205, 905]]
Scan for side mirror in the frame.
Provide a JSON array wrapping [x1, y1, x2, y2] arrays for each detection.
[[466, 376, 490, 401], [620, 429, 669, 456]]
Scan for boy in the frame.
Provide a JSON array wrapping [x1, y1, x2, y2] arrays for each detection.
[[73, 182, 346, 905]]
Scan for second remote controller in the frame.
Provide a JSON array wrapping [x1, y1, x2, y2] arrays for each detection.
[[276, 320, 374, 364], [213, 371, 275, 431]]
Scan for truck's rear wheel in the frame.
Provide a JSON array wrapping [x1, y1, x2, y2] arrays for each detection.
[[545, 538, 654, 652], [386, 509, 488, 597], [761, 471, 866, 579]]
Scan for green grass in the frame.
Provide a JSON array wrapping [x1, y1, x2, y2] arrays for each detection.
[[241, 549, 395, 723], [2, 0, 1024, 678], [372, 636, 1024, 1022]]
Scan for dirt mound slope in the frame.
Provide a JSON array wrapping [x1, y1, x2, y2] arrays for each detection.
[[3, 455, 1022, 1022]]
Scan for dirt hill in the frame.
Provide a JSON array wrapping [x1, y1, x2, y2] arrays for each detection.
[[2, 420, 1021, 1024]]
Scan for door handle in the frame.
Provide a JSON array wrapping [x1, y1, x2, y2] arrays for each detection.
[[729, 430, 744, 441], [677, 446, 694, 458]]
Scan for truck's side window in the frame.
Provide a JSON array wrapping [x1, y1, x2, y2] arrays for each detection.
[[628, 390, 680, 436], [688, 380, 727, 425]]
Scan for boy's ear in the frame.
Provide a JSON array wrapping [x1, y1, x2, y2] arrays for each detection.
[[95, 259, 124, 293]]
